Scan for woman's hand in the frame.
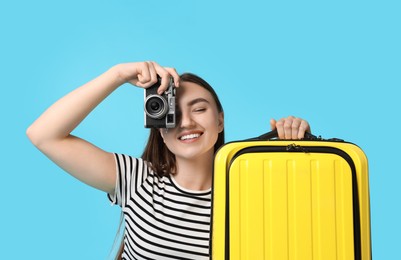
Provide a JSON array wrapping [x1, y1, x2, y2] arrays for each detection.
[[270, 116, 311, 139], [114, 61, 180, 94]]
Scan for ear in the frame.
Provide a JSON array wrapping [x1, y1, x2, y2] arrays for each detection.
[[217, 112, 224, 133]]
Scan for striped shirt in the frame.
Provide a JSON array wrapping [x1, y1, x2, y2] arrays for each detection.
[[108, 154, 212, 260]]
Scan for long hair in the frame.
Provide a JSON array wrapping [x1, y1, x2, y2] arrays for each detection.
[[141, 72, 225, 177], [111, 73, 224, 259]]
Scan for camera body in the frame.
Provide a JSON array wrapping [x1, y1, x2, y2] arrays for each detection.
[[144, 78, 176, 128]]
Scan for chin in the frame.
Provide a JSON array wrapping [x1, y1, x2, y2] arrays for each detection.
[[174, 147, 214, 161]]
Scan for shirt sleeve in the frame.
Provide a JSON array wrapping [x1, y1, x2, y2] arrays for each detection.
[[107, 153, 148, 207]]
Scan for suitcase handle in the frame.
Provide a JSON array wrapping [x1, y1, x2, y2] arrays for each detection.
[[257, 129, 319, 140]]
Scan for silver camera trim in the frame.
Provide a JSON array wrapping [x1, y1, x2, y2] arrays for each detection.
[[165, 88, 176, 128]]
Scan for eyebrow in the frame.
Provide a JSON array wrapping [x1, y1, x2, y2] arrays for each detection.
[[187, 98, 210, 107]]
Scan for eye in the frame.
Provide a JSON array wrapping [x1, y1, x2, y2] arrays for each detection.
[[193, 107, 207, 113]]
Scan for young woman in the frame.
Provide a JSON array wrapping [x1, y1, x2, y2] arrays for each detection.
[[26, 61, 311, 259]]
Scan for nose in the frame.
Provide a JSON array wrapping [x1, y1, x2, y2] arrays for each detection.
[[179, 111, 195, 129]]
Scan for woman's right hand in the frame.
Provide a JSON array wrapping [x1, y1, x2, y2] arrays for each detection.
[[114, 61, 180, 94]]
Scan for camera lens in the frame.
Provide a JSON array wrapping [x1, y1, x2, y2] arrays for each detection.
[[150, 101, 160, 111], [145, 95, 168, 119]]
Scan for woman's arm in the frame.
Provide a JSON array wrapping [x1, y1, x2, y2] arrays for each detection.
[[26, 61, 180, 194]]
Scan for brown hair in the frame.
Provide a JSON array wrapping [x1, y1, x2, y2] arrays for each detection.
[[141, 72, 225, 177]]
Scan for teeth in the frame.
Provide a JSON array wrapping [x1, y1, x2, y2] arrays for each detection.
[[180, 133, 201, 140]]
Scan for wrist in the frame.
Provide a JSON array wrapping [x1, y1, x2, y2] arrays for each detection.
[[108, 64, 129, 86]]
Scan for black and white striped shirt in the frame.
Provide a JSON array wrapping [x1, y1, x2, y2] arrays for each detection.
[[108, 154, 212, 260]]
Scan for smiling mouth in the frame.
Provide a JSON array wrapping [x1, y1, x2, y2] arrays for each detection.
[[179, 133, 202, 141]]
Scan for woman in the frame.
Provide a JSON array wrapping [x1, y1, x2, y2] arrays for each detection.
[[26, 61, 311, 259]]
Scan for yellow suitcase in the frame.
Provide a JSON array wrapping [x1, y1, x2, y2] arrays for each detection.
[[211, 131, 371, 260]]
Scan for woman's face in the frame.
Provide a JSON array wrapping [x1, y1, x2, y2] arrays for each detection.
[[160, 81, 224, 160]]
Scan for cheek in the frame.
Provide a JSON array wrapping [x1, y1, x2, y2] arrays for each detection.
[[159, 130, 174, 146], [204, 117, 221, 140], [208, 112, 222, 132], [163, 131, 174, 143], [162, 131, 180, 151]]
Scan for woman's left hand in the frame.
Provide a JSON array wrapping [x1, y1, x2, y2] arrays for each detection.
[[270, 116, 311, 140]]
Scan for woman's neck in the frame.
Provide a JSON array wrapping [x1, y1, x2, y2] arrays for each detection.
[[173, 150, 214, 191]]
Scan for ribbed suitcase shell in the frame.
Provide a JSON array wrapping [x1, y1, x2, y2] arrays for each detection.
[[211, 139, 371, 260]]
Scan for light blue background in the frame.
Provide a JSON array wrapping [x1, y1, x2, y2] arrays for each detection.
[[1, 0, 399, 259]]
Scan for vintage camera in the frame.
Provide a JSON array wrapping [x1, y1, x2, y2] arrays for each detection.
[[144, 77, 176, 128]]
